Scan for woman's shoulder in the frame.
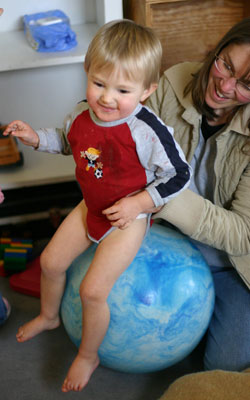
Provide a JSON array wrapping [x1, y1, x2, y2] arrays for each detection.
[[154, 62, 201, 110], [147, 62, 202, 122], [162, 62, 201, 86]]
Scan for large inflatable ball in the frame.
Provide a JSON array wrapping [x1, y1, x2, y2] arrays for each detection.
[[61, 223, 215, 373]]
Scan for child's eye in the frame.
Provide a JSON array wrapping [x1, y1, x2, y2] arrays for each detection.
[[119, 89, 129, 94], [94, 81, 103, 87]]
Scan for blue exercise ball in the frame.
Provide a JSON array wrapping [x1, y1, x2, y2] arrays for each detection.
[[61, 223, 215, 373]]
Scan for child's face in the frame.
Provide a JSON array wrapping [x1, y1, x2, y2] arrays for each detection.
[[85, 65, 156, 122]]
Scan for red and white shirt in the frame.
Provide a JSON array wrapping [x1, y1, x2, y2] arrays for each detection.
[[36, 102, 191, 242]]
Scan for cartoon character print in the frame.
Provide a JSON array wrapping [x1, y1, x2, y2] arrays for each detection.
[[80, 147, 103, 179]]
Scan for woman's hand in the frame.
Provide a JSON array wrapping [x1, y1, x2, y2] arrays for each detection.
[[3, 120, 39, 148]]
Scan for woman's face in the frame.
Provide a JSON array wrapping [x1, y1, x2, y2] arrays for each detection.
[[205, 43, 250, 117]]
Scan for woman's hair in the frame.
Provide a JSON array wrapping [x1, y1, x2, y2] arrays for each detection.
[[84, 19, 162, 89], [185, 17, 250, 124]]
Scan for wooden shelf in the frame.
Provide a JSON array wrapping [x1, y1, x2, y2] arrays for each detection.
[[0, 23, 99, 72]]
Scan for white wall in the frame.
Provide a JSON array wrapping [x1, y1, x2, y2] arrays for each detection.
[[95, 0, 123, 26], [0, 63, 86, 128]]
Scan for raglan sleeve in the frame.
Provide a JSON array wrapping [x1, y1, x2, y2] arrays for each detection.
[[36, 101, 88, 155], [132, 110, 192, 207]]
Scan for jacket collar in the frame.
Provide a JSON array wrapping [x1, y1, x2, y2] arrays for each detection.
[[164, 62, 201, 126]]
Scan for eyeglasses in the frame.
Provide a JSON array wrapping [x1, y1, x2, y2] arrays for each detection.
[[214, 54, 250, 100]]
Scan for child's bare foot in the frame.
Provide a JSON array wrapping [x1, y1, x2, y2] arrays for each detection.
[[16, 314, 60, 342], [61, 354, 99, 392]]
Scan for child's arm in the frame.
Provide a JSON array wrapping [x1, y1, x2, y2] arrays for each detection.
[[103, 190, 154, 230], [3, 120, 39, 148], [132, 108, 191, 208], [3, 101, 89, 155]]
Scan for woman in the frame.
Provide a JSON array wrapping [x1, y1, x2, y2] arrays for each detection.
[[147, 17, 250, 371]]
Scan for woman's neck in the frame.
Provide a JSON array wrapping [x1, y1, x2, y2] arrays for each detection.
[[207, 106, 238, 126]]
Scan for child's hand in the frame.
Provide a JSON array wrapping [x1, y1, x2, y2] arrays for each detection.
[[3, 120, 39, 148], [103, 196, 142, 230]]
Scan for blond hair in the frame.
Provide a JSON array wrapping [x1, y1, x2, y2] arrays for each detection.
[[84, 19, 162, 89]]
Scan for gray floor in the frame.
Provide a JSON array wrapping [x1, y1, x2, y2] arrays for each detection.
[[0, 275, 203, 400]]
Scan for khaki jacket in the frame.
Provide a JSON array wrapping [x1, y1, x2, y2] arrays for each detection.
[[147, 62, 250, 288]]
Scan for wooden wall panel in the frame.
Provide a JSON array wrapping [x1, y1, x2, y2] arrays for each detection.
[[124, 0, 250, 72]]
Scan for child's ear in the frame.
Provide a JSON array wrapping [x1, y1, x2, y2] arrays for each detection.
[[140, 83, 158, 102]]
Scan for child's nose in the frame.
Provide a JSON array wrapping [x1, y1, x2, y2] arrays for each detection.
[[101, 90, 113, 104]]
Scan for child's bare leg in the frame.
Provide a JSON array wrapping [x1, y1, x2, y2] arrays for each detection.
[[62, 218, 147, 392], [16, 200, 91, 342]]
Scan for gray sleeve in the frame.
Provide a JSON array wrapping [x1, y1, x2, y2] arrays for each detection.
[[36, 101, 89, 155], [130, 116, 191, 207]]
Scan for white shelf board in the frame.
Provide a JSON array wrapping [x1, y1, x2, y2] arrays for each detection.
[[0, 23, 99, 72], [1, 142, 76, 190]]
